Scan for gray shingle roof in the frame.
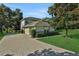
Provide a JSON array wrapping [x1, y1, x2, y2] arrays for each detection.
[[23, 21, 50, 28]]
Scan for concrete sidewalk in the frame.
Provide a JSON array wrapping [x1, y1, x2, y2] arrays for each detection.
[[0, 34, 74, 56]]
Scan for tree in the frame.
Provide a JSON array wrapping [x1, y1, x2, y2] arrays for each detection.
[[0, 4, 23, 33], [48, 3, 79, 37], [12, 8, 23, 31]]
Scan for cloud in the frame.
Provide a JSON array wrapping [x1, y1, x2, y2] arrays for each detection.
[[4, 3, 51, 18], [25, 9, 50, 18], [39, 9, 47, 13]]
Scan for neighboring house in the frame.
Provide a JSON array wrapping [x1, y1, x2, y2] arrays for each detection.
[[21, 20, 54, 35]]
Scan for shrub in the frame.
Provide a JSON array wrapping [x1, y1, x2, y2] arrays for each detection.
[[30, 29, 36, 38], [47, 31, 59, 36], [36, 33, 45, 37], [30, 29, 59, 38]]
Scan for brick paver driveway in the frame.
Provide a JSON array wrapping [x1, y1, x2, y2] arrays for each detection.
[[0, 34, 74, 56]]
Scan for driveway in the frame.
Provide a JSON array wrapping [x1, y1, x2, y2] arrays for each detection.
[[0, 34, 74, 56]]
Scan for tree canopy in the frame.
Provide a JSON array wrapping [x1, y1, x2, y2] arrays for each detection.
[[48, 3, 79, 37], [0, 4, 23, 33]]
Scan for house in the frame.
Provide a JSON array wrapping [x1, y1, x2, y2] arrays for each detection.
[[21, 20, 54, 36]]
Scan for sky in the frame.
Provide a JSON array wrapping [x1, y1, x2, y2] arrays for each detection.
[[4, 3, 53, 19]]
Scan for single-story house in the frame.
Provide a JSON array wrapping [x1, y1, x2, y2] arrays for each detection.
[[22, 21, 54, 36]]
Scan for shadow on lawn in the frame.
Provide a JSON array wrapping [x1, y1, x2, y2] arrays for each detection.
[[36, 32, 60, 38], [69, 34, 79, 39], [27, 48, 78, 56]]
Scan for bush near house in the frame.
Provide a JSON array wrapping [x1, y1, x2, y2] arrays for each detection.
[[30, 29, 36, 38], [30, 29, 59, 38]]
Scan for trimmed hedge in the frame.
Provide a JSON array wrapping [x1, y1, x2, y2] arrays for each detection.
[[30, 29, 59, 38]]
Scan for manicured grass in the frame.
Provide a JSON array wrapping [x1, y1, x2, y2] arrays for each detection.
[[39, 29, 79, 53]]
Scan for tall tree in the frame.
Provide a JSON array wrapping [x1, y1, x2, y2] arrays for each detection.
[[48, 3, 78, 37], [0, 4, 23, 33], [12, 8, 23, 31]]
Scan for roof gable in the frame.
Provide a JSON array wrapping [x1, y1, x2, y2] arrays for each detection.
[[24, 21, 50, 28]]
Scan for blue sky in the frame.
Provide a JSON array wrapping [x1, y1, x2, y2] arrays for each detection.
[[4, 3, 53, 18]]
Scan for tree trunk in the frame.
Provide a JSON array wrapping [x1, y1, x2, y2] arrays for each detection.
[[65, 19, 68, 38], [65, 27, 68, 37]]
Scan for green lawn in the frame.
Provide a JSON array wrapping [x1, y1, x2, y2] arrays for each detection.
[[39, 29, 79, 53], [0, 32, 5, 40], [0, 31, 21, 40]]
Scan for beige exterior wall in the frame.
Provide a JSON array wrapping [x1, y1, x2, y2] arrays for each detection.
[[24, 28, 30, 35], [24, 26, 54, 35], [24, 27, 36, 35]]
